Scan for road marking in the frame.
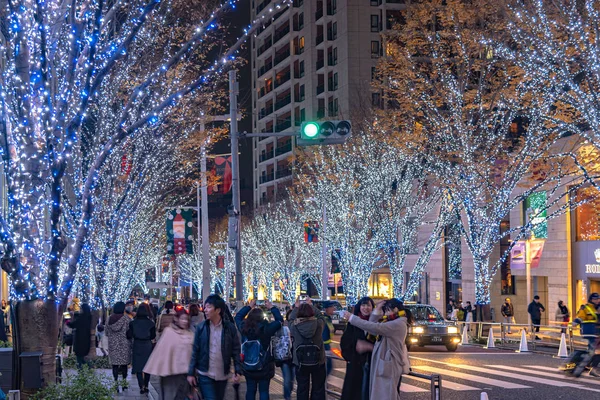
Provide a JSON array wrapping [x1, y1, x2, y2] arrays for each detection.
[[453, 364, 600, 392], [522, 365, 600, 386], [414, 366, 530, 389], [404, 374, 480, 391]]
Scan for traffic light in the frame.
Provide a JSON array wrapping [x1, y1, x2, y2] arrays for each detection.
[[298, 120, 352, 146]]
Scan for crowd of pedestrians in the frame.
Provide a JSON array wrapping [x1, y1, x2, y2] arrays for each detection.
[[58, 293, 414, 400]]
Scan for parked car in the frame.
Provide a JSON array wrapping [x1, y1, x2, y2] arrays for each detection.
[[404, 303, 461, 352], [312, 300, 347, 333]]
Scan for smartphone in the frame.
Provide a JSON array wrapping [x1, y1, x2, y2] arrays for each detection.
[[63, 311, 72, 319]]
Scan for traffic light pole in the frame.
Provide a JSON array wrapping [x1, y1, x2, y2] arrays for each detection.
[[229, 71, 243, 309]]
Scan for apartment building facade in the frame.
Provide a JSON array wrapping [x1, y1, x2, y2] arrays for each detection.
[[251, 0, 407, 207]]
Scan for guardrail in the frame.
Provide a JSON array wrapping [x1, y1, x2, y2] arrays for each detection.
[[455, 320, 586, 353]]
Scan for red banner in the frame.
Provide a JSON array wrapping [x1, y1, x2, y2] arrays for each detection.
[[208, 156, 232, 195]]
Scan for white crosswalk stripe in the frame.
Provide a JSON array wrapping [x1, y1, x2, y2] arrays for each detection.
[[491, 364, 600, 386], [404, 374, 480, 391], [522, 365, 600, 386], [414, 365, 532, 389]]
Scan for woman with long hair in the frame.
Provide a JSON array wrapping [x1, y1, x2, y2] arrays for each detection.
[[128, 303, 156, 394], [340, 297, 375, 400], [235, 299, 283, 400], [106, 301, 131, 391], [145, 308, 194, 399], [157, 300, 175, 337], [343, 299, 413, 400]]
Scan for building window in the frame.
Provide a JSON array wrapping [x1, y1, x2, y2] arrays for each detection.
[[371, 92, 381, 107], [371, 67, 377, 81], [371, 41, 380, 58], [371, 15, 379, 32], [299, 36, 305, 52], [327, 0, 337, 15], [575, 186, 600, 241], [370, 0, 379, 5]]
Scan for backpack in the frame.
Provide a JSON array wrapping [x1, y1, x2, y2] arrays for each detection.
[[271, 326, 292, 362], [295, 329, 322, 367], [241, 339, 270, 372]]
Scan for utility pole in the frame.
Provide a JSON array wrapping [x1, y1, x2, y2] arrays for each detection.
[[321, 205, 328, 300], [229, 70, 243, 308], [200, 140, 210, 301]]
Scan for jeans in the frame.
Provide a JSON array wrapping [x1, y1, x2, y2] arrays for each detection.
[[136, 372, 150, 389], [323, 344, 332, 377], [296, 364, 326, 400], [503, 316, 514, 333], [198, 374, 228, 400], [281, 363, 295, 400], [246, 378, 270, 400]]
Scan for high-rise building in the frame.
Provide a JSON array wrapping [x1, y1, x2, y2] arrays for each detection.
[[250, 0, 406, 207]]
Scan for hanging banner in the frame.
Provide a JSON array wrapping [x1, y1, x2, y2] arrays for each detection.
[[208, 156, 233, 195], [510, 241, 526, 270], [510, 240, 545, 269], [525, 191, 548, 239], [166, 209, 194, 254], [530, 240, 545, 269], [216, 255, 225, 269]]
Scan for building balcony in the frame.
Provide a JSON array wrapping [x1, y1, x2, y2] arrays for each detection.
[[260, 173, 275, 184], [258, 62, 273, 78], [317, 109, 325, 118], [294, 46, 305, 55], [258, 86, 273, 99], [316, 59, 325, 70], [316, 34, 324, 46], [259, 105, 274, 120], [328, 55, 337, 66], [273, 24, 290, 45], [257, 38, 273, 57], [294, 93, 305, 102], [276, 142, 293, 156], [256, 0, 271, 14], [275, 71, 291, 88], [316, 84, 325, 95], [275, 95, 292, 111], [275, 119, 292, 132], [260, 149, 275, 162], [315, 8, 323, 21], [276, 168, 292, 179], [274, 48, 291, 66]]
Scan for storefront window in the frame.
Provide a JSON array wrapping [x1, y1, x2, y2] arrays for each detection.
[[368, 272, 392, 298], [575, 186, 600, 241]]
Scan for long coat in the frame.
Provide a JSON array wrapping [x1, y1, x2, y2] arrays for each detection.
[[106, 315, 132, 366], [68, 312, 92, 357], [347, 312, 410, 400], [340, 323, 372, 400], [127, 317, 156, 374]]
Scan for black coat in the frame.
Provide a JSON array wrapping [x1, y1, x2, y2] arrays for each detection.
[[528, 301, 545, 320], [127, 317, 156, 373], [235, 306, 283, 380], [0, 310, 7, 342], [340, 323, 372, 400], [188, 318, 242, 377], [68, 312, 92, 357]]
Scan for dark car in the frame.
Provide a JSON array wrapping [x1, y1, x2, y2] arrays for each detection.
[[312, 300, 347, 333], [404, 303, 461, 352]]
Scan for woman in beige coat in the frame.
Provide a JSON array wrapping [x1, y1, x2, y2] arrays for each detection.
[[343, 299, 412, 400], [144, 308, 194, 399]]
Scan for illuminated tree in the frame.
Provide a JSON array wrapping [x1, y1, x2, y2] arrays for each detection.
[[378, 0, 600, 304]]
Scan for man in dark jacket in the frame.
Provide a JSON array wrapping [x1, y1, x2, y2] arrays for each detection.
[[67, 303, 92, 369], [501, 298, 515, 334], [187, 294, 242, 400], [528, 295, 545, 340]]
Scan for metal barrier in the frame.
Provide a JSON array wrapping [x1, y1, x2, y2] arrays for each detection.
[[455, 320, 586, 353], [408, 371, 442, 400]]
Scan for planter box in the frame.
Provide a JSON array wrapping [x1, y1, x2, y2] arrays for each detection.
[[0, 347, 14, 393]]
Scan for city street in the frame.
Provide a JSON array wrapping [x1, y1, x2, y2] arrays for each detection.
[[201, 333, 600, 400]]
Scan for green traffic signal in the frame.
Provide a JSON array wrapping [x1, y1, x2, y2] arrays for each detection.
[[302, 122, 320, 138]]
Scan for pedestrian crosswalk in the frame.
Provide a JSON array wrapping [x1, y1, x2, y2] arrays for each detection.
[[306, 362, 600, 396]]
